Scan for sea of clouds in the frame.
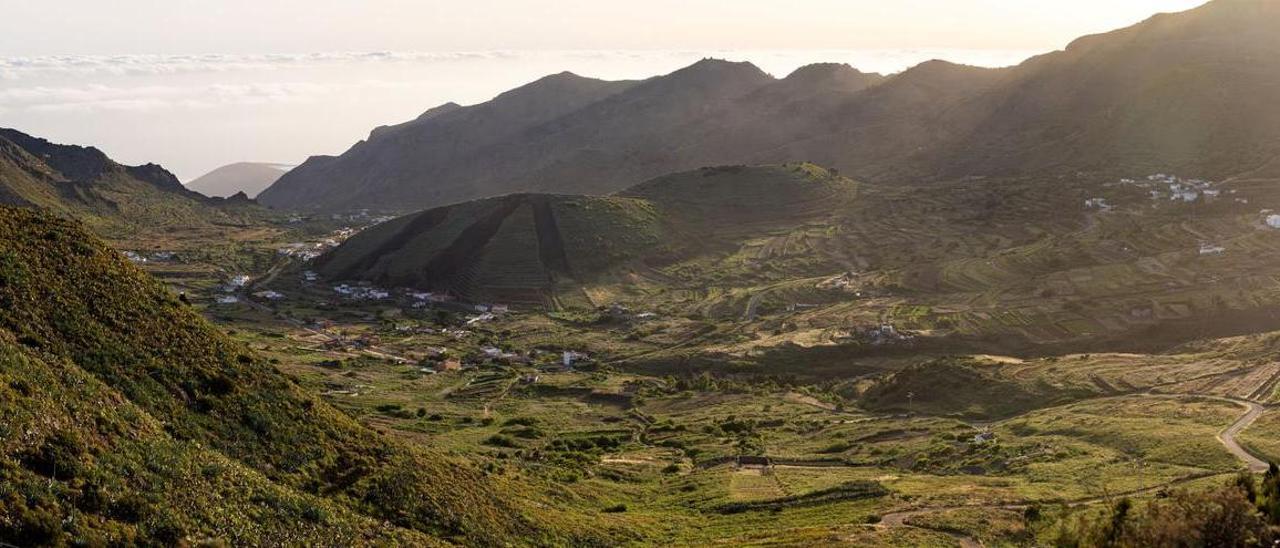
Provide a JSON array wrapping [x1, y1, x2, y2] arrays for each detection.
[[0, 49, 1037, 180]]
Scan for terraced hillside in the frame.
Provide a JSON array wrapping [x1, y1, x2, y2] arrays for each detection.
[[314, 164, 854, 304], [0, 207, 591, 545]]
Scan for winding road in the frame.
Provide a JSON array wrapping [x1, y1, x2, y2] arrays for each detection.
[[1219, 399, 1269, 473], [875, 391, 1272, 546]]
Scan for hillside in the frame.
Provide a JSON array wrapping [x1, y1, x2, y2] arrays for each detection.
[[0, 129, 260, 237], [258, 71, 642, 212], [312, 164, 856, 304], [186, 162, 293, 198], [258, 0, 1280, 214], [924, 0, 1280, 179], [0, 207, 563, 545]]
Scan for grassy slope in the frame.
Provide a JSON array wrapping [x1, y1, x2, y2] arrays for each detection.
[[0, 332, 435, 546], [0, 206, 579, 545]]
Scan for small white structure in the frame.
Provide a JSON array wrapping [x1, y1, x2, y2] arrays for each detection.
[[466, 313, 496, 326], [1267, 215, 1280, 229], [1199, 244, 1226, 256], [1084, 197, 1111, 210], [562, 350, 587, 368], [228, 275, 251, 288], [215, 295, 240, 304], [253, 290, 285, 300]]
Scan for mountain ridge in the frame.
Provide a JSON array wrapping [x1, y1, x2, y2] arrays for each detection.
[[0, 128, 261, 236], [258, 0, 1280, 214]]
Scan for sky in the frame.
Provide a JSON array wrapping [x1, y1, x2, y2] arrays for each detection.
[[0, 0, 1208, 181]]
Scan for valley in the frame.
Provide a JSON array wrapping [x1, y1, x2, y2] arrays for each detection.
[[125, 159, 1280, 544], [6, 0, 1280, 545]]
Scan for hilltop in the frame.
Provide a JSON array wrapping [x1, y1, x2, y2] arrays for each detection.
[[186, 162, 293, 199], [0, 206, 590, 545], [258, 0, 1280, 214], [0, 128, 261, 237], [313, 164, 855, 304]]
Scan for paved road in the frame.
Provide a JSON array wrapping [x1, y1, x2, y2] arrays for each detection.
[[1219, 399, 1270, 473]]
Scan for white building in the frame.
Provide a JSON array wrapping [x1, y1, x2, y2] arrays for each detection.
[[1199, 244, 1226, 256]]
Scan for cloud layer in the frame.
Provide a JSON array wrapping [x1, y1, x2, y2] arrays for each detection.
[[0, 48, 1038, 180]]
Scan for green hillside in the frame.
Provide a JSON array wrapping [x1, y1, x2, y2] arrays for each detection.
[[0, 129, 262, 239], [313, 163, 854, 304], [0, 207, 555, 545]]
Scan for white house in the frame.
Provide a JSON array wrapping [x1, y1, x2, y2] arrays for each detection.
[[1199, 244, 1226, 256]]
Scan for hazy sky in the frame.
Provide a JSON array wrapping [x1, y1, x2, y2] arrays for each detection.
[[0, 0, 1208, 180]]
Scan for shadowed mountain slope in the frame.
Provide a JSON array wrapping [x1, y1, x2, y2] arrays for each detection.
[[313, 164, 856, 304], [260, 0, 1280, 214]]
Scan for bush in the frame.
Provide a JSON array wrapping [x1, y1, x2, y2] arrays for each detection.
[[483, 435, 518, 448]]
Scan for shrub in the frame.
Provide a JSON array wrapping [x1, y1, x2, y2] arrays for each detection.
[[483, 435, 518, 448]]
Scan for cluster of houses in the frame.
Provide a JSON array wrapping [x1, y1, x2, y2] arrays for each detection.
[[413, 346, 587, 373], [278, 226, 368, 262], [333, 283, 391, 301], [277, 242, 328, 261], [321, 333, 381, 351], [847, 324, 913, 346], [218, 274, 252, 294], [328, 209, 396, 225], [123, 250, 178, 264], [819, 272, 860, 291], [1115, 174, 1229, 204], [253, 290, 285, 301]]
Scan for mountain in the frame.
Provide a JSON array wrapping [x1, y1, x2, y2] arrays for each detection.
[[258, 71, 642, 211], [259, 0, 1280, 214], [0, 206, 590, 545], [312, 164, 855, 305], [186, 162, 293, 198], [922, 0, 1280, 179], [0, 128, 258, 236]]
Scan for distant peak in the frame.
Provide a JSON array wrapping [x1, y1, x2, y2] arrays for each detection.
[[894, 59, 997, 81], [782, 63, 884, 91], [684, 57, 767, 74], [494, 70, 610, 101], [662, 58, 773, 89], [544, 70, 585, 80], [413, 101, 464, 121]]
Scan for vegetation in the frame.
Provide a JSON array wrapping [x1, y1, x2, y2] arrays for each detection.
[[0, 207, 594, 545]]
